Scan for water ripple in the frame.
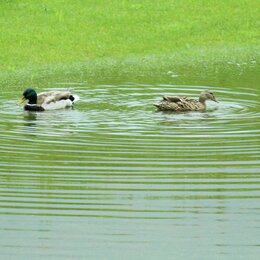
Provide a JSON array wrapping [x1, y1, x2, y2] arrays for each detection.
[[0, 83, 259, 259]]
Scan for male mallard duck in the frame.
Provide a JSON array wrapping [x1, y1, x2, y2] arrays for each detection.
[[17, 88, 79, 111], [154, 90, 218, 112]]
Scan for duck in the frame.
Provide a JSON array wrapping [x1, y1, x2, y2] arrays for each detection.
[[17, 88, 80, 111], [154, 90, 218, 112]]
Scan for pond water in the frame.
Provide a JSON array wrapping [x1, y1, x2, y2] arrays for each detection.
[[0, 63, 260, 259]]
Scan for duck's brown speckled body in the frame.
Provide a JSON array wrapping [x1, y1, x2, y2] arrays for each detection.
[[154, 90, 218, 112]]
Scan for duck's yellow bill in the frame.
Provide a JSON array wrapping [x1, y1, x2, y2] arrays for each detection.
[[17, 97, 26, 105]]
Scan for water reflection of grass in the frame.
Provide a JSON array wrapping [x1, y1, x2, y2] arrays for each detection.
[[1, 0, 259, 86]]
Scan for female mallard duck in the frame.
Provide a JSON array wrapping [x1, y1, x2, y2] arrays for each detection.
[[17, 88, 79, 111], [154, 90, 218, 112]]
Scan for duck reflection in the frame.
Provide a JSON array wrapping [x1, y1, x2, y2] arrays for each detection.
[[23, 111, 37, 127]]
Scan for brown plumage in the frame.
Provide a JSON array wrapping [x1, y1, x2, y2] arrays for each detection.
[[36, 91, 72, 105], [154, 90, 218, 112]]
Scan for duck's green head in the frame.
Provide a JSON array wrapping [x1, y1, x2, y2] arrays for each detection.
[[17, 88, 37, 105]]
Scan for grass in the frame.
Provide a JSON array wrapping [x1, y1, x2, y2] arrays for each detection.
[[1, 0, 259, 86]]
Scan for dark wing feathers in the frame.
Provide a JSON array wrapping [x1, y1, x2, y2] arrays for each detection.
[[163, 96, 182, 102]]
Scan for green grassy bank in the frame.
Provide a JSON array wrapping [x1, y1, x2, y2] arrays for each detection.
[[1, 0, 259, 86]]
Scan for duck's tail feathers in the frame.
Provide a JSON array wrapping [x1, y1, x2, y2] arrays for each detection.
[[153, 103, 161, 109], [71, 94, 80, 103]]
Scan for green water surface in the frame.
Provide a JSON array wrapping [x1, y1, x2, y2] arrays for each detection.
[[0, 62, 260, 259]]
